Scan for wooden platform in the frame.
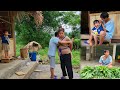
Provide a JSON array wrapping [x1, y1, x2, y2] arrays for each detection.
[[81, 34, 120, 47], [1, 58, 13, 63]]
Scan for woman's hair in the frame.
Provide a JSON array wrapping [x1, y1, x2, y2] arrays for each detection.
[[100, 12, 109, 19], [57, 28, 64, 34], [59, 26, 62, 29]]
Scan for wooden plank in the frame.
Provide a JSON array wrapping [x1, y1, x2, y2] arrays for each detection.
[[89, 11, 120, 16], [89, 14, 96, 32], [111, 39, 120, 43], [116, 14, 120, 37], [81, 34, 90, 39]]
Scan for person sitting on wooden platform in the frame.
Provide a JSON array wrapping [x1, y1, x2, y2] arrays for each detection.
[[99, 12, 114, 45], [84, 12, 114, 46], [88, 20, 104, 46]]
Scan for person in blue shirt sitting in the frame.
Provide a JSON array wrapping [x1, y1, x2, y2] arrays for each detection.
[[99, 50, 112, 68], [99, 12, 115, 45], [1, 30, 10, 59], [89, 20, 104, 46]]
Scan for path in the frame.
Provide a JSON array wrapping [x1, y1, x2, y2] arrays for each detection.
[[29, 64, 80, 79]]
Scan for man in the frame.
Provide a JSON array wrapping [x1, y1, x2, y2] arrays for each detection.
[[99, 50, 112, 68], [99, 12, 115, 45], [48, 32, 72, 79]]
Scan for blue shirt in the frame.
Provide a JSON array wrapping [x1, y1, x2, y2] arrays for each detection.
[[99, 55, 112, 65], [48, 37, 59, 56], [104, 19, 115, 38], [1, 35, 9, 44], [92, 25, 103, 34]]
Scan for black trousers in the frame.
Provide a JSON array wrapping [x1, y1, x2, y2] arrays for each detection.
[[60, 53, 73, 79]]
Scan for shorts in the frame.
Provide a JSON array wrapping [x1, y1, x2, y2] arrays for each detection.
[[2, 43, 10, 52], [105, 33, 111, 41], [48, 55, 55, 69]]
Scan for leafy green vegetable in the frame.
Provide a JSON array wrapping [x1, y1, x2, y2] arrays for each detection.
[[80, 66, 120, 79]]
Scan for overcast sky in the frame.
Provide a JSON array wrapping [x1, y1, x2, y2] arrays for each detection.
[[62, 11, 81, 33]]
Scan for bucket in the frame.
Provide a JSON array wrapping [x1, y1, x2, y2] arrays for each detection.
[[29, 52, 37, 61], [20, 48, 28, 59]]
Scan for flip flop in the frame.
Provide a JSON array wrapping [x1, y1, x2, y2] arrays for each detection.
[[84, 40, 89, 44], [50, 75, 57, 79]]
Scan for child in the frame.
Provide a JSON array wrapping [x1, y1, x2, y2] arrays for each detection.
[[89, 20, 104, 46], [99, 50, 112, 68], [1, 31, 10, 58]]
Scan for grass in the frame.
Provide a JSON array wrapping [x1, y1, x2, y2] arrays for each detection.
[[16, 43, 80, 67], [16, 43, 25, 57]]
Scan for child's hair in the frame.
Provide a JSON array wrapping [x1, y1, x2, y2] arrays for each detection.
[[58, 28, 64, 34], [4, 30, 8, 33], [104, 50, 109, 54], [100, 12, 109, 19], [55, 32, 58, 37], [93, 20, 100, 25]]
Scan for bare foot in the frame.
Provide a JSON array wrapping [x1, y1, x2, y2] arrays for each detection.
[[108, 65, 112, 68], [89, 43, 93, 46]]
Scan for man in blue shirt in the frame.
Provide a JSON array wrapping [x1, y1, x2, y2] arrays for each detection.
[[99, 50, 112, 68], [48, 32, 72, 79], [99, 12, 115, 45]]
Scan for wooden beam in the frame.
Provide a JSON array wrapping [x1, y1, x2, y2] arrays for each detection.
[[111, 39, 120, 43], [0, 17, 12, 24], [86, 46, 91, 61], [10, 11, 16, 57], [81, 34, 90, 39]]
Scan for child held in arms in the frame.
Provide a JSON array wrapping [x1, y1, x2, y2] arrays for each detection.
[[1, 31, 10, 58], [88, 20, 104, 46]]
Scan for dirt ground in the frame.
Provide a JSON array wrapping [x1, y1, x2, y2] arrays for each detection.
[[29, 64, 80, 79]]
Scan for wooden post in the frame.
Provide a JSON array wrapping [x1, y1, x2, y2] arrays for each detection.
[[112, 44, 116, 66], [90, 46, 94, 60], [86, 46, 90, 61], [10, 11, 16, 57]]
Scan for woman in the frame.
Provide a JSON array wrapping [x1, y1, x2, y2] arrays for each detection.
[[58, 28, 73, 79]]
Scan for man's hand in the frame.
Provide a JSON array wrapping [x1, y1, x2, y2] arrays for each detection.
[[99, 20, 104, 24]]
